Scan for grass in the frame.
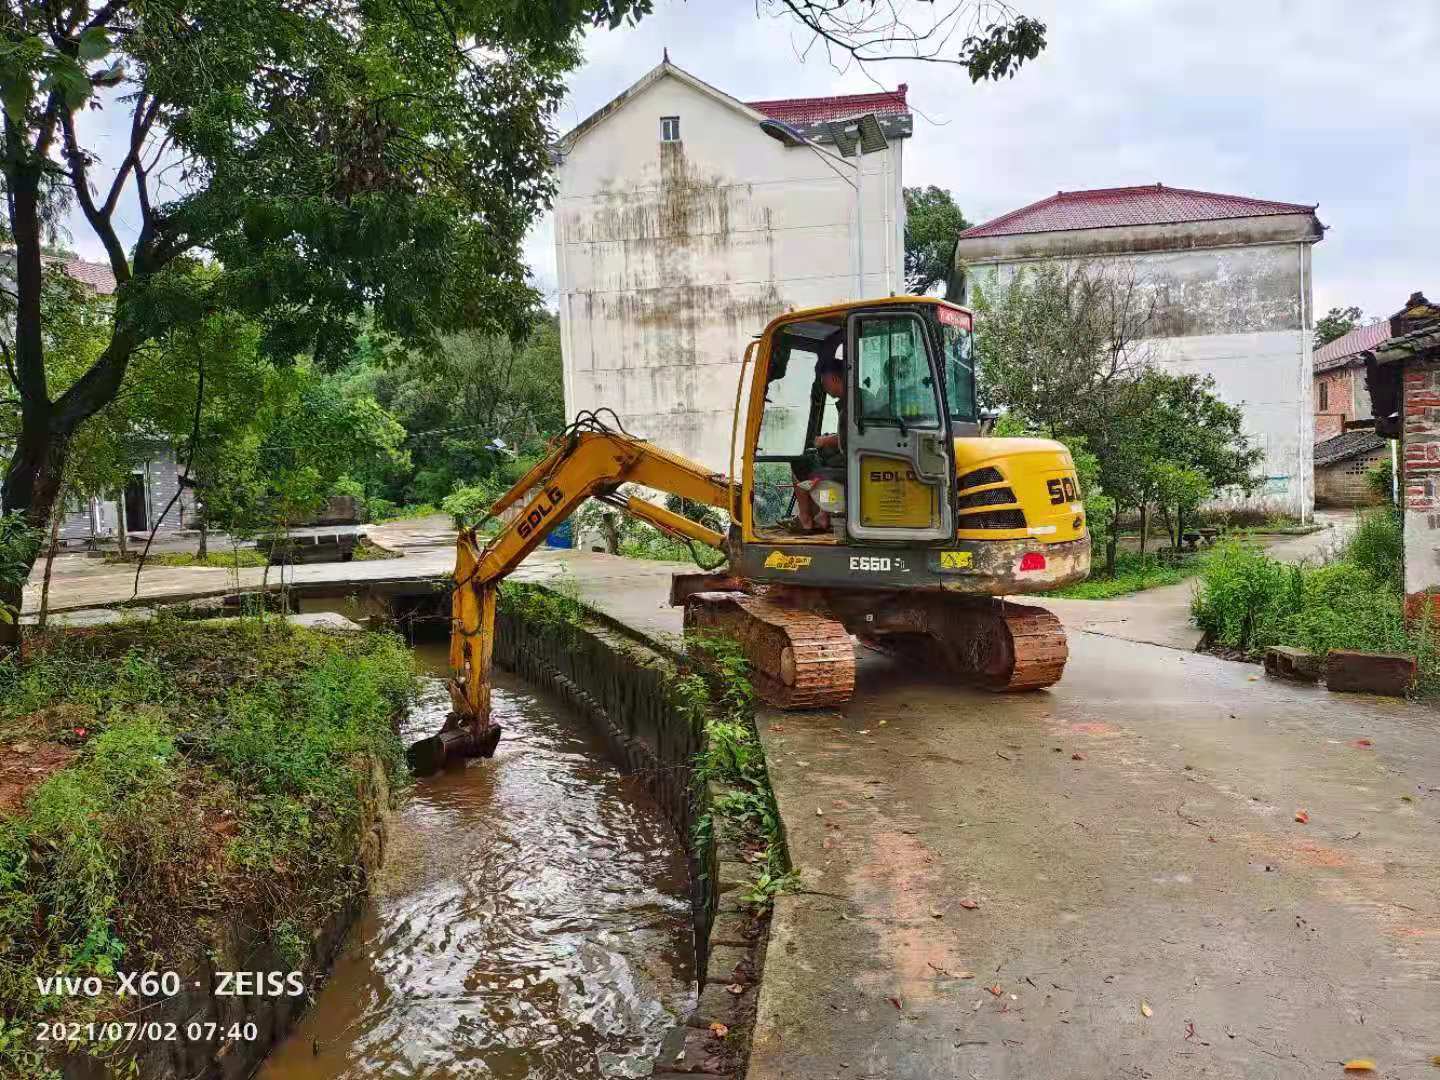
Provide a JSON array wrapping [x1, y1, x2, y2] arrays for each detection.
[[1190, 509, 1438, 693], [1051, 551, 1198, 599], [686, 631, 794, 901], [104, 548, 269, 569], [372, 502, 439, 524], [0, 616, 415, 1077]]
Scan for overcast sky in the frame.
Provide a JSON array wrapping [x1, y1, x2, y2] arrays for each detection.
[[519, 0, 1437, 322], [62, 1, 1436, 324]]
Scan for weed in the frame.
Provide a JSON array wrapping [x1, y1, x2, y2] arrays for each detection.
[[1344, 508, 1403, 588], [0, 619, 415, 1077], [1051, 551, 1197, 599]]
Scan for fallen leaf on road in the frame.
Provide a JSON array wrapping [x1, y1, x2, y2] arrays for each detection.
[[1295, 809, 1310, 824], [996, 750, 1012, 761], [988, 985, 1003, 996], [930, 906, 943, 919], [769, 724, 784, 733], [887, 995, 903, 1010], [1351, 739, 1373, 749], [1071, 752, 1087, 761], [726, 983, 744, 995], [959, 898, 980, 910], [1140, 1001, 1153, 1018], [816, 807, 824, 816], [709, 1022, 729, 1039], [1184, 1021, 1196, 1040], [1430, 1054, 1440, 1067], [1342, 1060, 1376, 1073]]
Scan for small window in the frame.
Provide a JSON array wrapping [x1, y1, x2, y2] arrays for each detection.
[[660, 116, 680, 142], [1318, 382, 1329, 412]]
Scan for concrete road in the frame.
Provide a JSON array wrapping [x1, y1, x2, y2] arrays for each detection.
[[749, 634, 1437, 1080]]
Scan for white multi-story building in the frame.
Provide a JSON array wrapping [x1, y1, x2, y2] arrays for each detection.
[[952, 184, 1325, 519], [552, 59, 912, 472]]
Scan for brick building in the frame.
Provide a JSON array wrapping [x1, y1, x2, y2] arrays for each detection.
[[1363, 293, 1440, 597], [1313, 320, 1386, 439], [1314, 430, 1386, 507]]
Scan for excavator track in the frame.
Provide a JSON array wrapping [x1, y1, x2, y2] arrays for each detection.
[[851, 595, 1068, 692], [684, 591, 855, 709]]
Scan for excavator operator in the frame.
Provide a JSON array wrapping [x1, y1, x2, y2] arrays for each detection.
[[792, 335, 886, 533]]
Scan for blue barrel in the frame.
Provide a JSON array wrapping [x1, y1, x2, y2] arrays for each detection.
[[545, 520, 574, 548]]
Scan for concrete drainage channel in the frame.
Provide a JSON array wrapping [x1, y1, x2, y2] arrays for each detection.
[[487, 586, 777, 1079], [37, 580, 779, 1078]]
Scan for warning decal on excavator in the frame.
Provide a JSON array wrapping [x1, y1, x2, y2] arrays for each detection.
[[939, 550, 974, 570], [764, 551, 813, 572]]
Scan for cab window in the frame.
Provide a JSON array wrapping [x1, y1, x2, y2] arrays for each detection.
[[853, 315, 940, 428], [940, 319, 976, 422]]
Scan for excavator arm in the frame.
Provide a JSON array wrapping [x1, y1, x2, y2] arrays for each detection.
[[409, 425, 734, 773]]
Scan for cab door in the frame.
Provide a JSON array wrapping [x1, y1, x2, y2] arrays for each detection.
[[844, 310, 955, 542]]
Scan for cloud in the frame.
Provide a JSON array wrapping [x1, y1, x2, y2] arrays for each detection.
[[62, 0, 1438, 323]]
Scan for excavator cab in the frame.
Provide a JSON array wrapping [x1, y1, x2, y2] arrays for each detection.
[[749, 302, 965, 544], [415, 296, 1091, 773], [734, 298, 1088, 595]]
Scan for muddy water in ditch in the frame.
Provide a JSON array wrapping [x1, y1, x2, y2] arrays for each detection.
[[258, 642, 695, 1079]]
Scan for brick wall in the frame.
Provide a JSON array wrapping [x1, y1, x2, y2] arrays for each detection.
[[1315, 446, 1386, 507], [1314, 366, 1355, 439], [1402, 361, 1440, 594]]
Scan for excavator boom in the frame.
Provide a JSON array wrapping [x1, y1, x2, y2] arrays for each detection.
[[410, 424, 734, 773]]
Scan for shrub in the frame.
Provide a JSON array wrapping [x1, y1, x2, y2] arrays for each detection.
[[1282, 562, 1406, 656], [441, 481, 503, 529], [1191, 542, 1301, 653], [1366, 456, 1395, 505], [1344, 508, 1402, 588]]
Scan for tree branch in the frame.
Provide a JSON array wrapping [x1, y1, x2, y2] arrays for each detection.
[[102, 93, 160, 219], [58, 108, 131, 284]]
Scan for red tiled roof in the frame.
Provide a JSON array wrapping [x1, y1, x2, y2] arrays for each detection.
[[958, 184, 1317, 240], [49, 255, 117, 295], [1313, 319, 1391, 371], [747, 85, 909, 126]]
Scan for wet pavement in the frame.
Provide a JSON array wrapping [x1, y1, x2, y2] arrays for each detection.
[[749, 634, 1439, 1080], [258, 643, 694, 1080]]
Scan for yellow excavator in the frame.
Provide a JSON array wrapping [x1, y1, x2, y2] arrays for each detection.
[[412, 296, 1089, 771]]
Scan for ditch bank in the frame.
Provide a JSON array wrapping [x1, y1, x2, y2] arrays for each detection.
[[491, 583, 782, 1079], [0, 619, 411, 1080]]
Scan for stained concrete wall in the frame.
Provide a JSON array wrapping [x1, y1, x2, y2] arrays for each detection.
[[555, 71, 906, 472], [956, 225, 1320, 518]]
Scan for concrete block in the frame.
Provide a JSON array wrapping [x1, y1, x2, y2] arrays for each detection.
[[687, 979, 753, 1027], [705, 943, 753, 985], [657, 1026, 728, 1074], [714, 860, 751, 896], [708, 909, 757, 948], [1264, 645, 1321, 683], [1325, 650, 1416, 696]]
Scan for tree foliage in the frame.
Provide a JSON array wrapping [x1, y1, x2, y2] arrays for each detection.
[[343, 313, 563, 507], [763, 2, 1046, 79], [977, 262, 1261, 573], [1315, 305, 1366, 347], [903, 186, 969, 295]]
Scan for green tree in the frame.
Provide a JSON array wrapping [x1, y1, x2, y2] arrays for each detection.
[[0, 0, 624, 629], [978, 264, 1259, 573], [347, 312, 563, 505], [903, 186, 970, 294], [1, 0, 1048, 631], [1315, 305, 1365, 347]]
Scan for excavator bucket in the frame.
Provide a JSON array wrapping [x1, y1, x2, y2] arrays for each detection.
[[407, 533, 503, 775]]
